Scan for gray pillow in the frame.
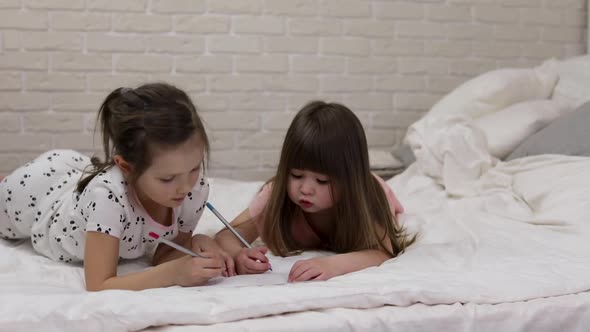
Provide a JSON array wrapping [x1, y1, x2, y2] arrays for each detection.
[[506, 101, 590, 160], [391, 144, 416, 167]]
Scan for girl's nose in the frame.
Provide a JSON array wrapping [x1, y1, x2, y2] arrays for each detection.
[[177, 179, 192, 195], [300, 180, 314, 195]]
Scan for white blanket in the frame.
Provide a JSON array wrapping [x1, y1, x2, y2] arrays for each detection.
[[2, 119, 590, 331]]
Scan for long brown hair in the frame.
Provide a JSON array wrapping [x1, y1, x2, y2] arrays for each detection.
[[261, 101, 415, 257], [76, 82, 209, 192]]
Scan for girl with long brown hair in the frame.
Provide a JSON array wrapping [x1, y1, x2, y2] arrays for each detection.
[[216, 101, 415, 282]]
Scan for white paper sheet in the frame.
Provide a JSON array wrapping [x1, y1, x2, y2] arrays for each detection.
[[206, 251, 330, 288]]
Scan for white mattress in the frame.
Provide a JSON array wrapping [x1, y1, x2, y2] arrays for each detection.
[[2, 115, 590, 331]]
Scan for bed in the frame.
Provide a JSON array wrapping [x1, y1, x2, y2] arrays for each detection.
[[2, 56, 590, 331]]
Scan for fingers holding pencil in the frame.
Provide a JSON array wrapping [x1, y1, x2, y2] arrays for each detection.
[[174, 254, 225, 286], [235, 247, 272, 275]]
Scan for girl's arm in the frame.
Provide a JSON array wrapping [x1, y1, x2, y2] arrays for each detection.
[[288, 225, 394, 282], [329, 249, 390, 274], [289, 249, 389, 282], [84, 231, 224, 291], [214, 209, 271, 274], [214, 208, 260, 257]]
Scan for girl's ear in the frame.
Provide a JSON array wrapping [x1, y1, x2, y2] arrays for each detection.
[[113, 155, 134, 177]]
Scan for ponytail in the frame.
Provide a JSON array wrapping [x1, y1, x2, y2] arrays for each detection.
[[75, 88, 122, 193]]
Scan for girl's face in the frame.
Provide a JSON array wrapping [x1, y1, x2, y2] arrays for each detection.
[[134, 133, 204, 210], [287, 169, 335, 213]]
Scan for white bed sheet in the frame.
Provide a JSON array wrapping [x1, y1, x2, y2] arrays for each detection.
[[148, 291, 590, 332], [2, 116, 590, 332]]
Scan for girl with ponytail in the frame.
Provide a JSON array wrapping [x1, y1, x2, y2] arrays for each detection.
[[0, 83, 234, 291]]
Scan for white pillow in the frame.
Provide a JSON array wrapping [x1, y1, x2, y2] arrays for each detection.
[[552, 55, 590, 108], [427, 60, 559, 119], [473, 99, 570, 159]]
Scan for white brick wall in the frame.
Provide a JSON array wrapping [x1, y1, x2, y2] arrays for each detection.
[[0, 0, 587, 180]]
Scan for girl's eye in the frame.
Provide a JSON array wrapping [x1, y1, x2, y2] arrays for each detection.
[[290, 172, 302, 179], [316, 179, 329, 185], [160, 177, 174, 183]]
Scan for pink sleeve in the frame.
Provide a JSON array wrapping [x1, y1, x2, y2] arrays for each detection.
[[373, 173, 404, 215], [248, 183, 273, 239], [248, 182, 273, 218]]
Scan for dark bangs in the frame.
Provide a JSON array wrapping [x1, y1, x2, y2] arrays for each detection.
[[284, 112, 351, 182]]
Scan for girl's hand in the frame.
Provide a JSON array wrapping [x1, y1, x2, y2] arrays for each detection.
[[235, 247, 272, 275], [192, 235, 236, 277], [288, 256, 338, 282], [217, 249, 236, 277], [173, 254, 225, 287]]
